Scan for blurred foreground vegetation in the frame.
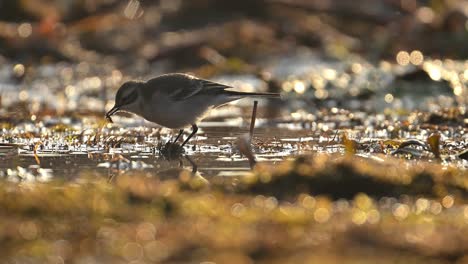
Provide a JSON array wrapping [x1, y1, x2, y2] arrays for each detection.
[[2, 153, 468, 263]]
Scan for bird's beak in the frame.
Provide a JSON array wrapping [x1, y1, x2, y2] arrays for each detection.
[[105, 105, 120, 123]]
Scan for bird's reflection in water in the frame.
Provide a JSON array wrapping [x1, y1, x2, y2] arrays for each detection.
[[107, 142, 202, 183], [149, 152, 208, 187], [159, 142, 186, 163]]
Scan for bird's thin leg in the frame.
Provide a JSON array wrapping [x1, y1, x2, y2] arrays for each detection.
[[173, 129, 184, 143], [181, 124, 198, 147]]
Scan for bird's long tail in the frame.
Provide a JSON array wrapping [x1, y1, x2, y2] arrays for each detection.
[[224, 90, 282, 99]]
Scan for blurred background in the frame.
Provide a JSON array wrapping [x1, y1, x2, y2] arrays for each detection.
[[0, 0, 466, 119], [1, 0, 467, 62]]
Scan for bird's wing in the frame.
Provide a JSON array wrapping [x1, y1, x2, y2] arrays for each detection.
[[144, 73, 232, 101], [167, 80, 203, 100], [170, 77, 232, 101]]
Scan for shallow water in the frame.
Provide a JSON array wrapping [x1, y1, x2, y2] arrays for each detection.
[[0, 52, 466, 182]]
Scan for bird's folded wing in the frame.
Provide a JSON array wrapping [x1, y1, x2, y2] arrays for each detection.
[[170, 79, 232, 101], [168, 84, 202, 100]]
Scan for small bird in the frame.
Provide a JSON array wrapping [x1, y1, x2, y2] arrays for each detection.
[[106, 73, 281, 147]]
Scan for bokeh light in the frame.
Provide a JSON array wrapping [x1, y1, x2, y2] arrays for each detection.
[[396, 51, 410, 66], [17, 23, 32, 38], [409, 50, 424, 65], [416, 7, 435, 23]]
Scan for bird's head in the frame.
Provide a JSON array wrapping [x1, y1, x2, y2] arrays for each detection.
[[106, 81, 143, 122]]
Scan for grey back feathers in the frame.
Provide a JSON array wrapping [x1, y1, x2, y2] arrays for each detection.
[[143, 73, 233, 101], [142, 73, 280, 101], [114, 73, 281, 111]]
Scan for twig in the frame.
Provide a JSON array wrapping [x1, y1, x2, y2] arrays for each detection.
[[328, 130, 339, 144], [249, 100, 258, 141], [237, 135, 257, 169], [33, 141, 43, 165]]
